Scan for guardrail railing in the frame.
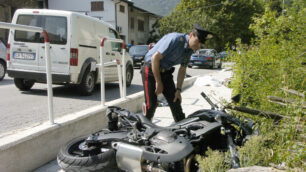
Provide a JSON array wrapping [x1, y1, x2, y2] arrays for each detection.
[[0, 22, 128, 124], [99, 37, 127, 106], [0, 21, 55, 124]]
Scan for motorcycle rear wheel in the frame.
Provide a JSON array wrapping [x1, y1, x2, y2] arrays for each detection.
[[57, 136, 117, 172]]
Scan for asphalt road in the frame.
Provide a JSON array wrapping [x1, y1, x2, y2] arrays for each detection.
[[0, 66, 219, 136]]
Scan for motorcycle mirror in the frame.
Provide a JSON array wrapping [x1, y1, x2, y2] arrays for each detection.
[[231, 94, 241, 103]]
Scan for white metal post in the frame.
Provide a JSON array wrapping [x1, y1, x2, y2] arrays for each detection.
[[116, 59, 123, 98], [99, 37, 125, 105], [100, 38, 106, 106], [122, 43, 126, 99], [0, 22, 54, 124], [43, 30, 54, 124]]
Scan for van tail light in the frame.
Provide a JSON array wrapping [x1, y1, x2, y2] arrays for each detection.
[[206, 57, 213, 60], [7, 43, 10, 61], [70, 48, 78, 66]]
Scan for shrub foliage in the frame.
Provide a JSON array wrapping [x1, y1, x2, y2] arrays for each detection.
[[229, 0, 305, 169], [197, 0, 305, 170]]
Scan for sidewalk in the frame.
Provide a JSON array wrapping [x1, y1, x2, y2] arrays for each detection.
[[154, 68, 232, 126], [34, 68, 233, 172]]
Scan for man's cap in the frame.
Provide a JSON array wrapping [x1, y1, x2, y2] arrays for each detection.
[[194, 24, 213, 43]]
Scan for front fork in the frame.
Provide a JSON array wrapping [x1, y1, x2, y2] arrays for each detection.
[[221, 127, 240, 168]]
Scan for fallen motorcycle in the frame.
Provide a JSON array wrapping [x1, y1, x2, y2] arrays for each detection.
[[57, 92, 255, 172]]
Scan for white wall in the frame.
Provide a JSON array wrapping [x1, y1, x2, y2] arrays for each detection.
[[116, 2, 129, 43], [48, 0, 116, 27]]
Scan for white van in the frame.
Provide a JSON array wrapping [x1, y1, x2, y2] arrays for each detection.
[[7, 9, 134, 95]]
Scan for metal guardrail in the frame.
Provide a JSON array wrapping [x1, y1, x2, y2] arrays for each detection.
[[0, 21, 55, 124], [99, 37, 127, 106], [0, 22, 128, 124]]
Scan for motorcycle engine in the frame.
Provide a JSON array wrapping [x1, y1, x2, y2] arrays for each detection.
[[151, 130, 177, 145]]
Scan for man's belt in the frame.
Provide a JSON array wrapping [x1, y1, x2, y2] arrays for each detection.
[[144, 62, 173, 73]]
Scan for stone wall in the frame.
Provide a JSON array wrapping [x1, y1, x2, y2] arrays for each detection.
[[0, 0, 41, 44]]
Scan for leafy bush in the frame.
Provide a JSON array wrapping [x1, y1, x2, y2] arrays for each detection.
[[197, 1, 305, 171], [196, 148, 231, 172], [229, 0, 305, 169]]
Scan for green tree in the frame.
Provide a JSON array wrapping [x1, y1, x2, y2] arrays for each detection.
[[159, 0, 264, 51], [147, 20, 161, 44]]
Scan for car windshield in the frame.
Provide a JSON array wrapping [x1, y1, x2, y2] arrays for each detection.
[[129, 45, 149, 55], [14, 15, 67, 45]]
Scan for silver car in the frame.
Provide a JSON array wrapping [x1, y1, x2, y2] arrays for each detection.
[[0, 40, 6, 81]]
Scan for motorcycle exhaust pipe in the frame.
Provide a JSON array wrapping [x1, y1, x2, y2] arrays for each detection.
[[184, 154, 195, 172], [113, 142, 143, 172]]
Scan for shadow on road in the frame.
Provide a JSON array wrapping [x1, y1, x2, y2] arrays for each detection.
[[0, 77, 14, 86], [21, 83, 144, 102]]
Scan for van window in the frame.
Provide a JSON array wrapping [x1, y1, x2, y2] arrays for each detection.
[[109, 28, 121, 52], [15, 15, 67, 45]]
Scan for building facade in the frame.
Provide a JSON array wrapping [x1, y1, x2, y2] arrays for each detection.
[[48, 0, 160, 45], [0, 0, 47, 44]]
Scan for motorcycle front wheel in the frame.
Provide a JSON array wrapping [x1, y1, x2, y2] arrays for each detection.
[[57, 136, 118, 172]]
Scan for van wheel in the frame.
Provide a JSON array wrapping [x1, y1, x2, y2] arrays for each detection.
[[0, 60, 6, 81], [78, 69, 96, 96], [126, 65, 133, 87], [14, 78, 35, 91]]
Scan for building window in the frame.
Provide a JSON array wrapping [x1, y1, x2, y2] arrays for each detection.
[[131, 17, 134, 29], [91, 1, 104, 11], [120, 5, 125, 13], [138, 20, 144, 32]]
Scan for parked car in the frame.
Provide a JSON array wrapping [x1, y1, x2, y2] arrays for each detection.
[[188, 49, 222, 69], [129, 45, 149, 68], [0, 40, 6, 81], [7, 9, 134, 95], [220, 51, 230, 59]]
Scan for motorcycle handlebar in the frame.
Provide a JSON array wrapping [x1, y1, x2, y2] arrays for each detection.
[[201, 92, 219, 110]]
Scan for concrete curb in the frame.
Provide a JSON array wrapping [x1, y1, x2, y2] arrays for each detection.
[[0, 76, 197, 172]]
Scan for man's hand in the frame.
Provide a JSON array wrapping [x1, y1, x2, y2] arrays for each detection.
[[173, 90, 182, 102], [155, 81, 163, 95]]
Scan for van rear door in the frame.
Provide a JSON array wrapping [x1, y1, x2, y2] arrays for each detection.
[[14, 14, 69, 74], [11, 15, 40, 71]]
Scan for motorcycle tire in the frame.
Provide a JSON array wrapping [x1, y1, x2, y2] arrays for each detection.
[[57, 136, 117, 172]]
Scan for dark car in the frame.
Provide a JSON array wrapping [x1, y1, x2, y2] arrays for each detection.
[[188, 49, 222, 69], [129, 45, 149, 68], [220, 51, 230, 59]]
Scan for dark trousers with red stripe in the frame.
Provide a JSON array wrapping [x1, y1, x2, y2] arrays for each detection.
[[141, 64, 185, 122]]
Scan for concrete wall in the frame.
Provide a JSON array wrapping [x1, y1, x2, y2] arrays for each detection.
[[0, 0, 39, 44]]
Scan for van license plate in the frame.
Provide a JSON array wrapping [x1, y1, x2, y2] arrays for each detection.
[[13, 52, 35, 60]]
